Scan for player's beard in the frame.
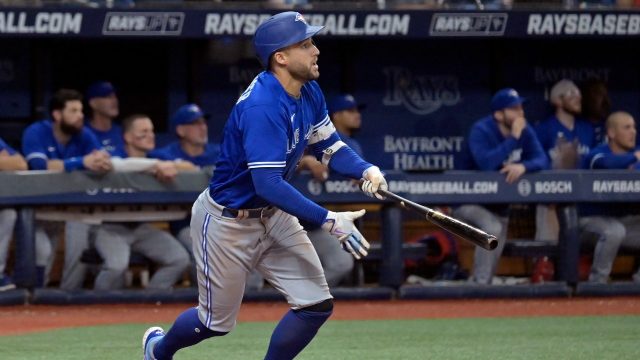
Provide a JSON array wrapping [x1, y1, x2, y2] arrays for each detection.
[[60, 120, 82, 136], [290, 62, 318, 82]]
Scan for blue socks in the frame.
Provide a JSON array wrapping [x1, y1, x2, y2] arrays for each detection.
[[264, 307, 333, 360], [153, 307, 225, 360]]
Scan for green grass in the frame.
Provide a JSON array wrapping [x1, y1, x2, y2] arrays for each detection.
[[2, 316, 639, 360]]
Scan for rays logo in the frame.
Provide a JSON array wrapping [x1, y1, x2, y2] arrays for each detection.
[[383, 66, 461, 115], [295, 13, 307, 24]]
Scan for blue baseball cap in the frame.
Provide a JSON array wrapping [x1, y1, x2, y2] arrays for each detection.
[[328, 94, 366, 114], [86, 81, 116, 100], [491, 88, 526, 112], [253, 12, 324, 67], [171, 103, 207, 132]]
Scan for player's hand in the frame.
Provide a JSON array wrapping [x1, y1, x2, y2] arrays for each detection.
[[83, 150, 112, 173], [0, 149, 8, 157], [361, 166, 387, 200], [321, 210, 370, 259], [153, 161, 178, 182], [511, 116, 526, 139], [500, 163, 526, 184]]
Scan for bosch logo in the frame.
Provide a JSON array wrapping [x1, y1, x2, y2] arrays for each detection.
[[517, 179, 532, 197], [307, 180, 323, 196]]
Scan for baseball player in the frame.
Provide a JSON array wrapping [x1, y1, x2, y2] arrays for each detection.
[[455, 88, 548, 284], [0, 137, 28, 290], [581, 111, 640, 283], [93, 114, 190, 290], [534, 79, 597, 246], [142, 11, 387, 360], [149, 103, 221, 284], [61, 81, 125, 290], [22, 89, 112, 286]]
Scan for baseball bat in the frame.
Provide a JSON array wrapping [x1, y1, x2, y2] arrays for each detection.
[[376, 188, 498, 251]]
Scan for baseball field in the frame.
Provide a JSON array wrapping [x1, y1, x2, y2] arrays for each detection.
[[2, 298, 640, 359]]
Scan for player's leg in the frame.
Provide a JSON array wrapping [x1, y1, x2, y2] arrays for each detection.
[[175, 225, 198, 285], [131, 224, 189, 289], [0, 209, 17, 288], [146, 191, 264, 360], [579, 216, 626, 283], [619, 215, 640, 282], [258, 211, 333, 360], [34, 224, 53, 287], [60, 221, 91, 290], [307, 227, 354, 286], [453, 205, 507, 284], [93, 224, 132, 290]]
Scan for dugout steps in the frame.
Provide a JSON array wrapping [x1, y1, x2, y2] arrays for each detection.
[[0, 289, 29, 305], [3, 283, 640, 305], [399, 282, 572, 300], [575, 282, 640, 297]]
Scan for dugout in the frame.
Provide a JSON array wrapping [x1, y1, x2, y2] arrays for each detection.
[[2, 2, 640, 297]]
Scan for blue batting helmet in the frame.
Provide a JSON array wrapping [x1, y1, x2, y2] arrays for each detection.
[[253, 12, 324, 67]]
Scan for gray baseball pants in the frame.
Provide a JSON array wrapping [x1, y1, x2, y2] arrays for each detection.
[[453, 205, 508, 284], [94, 223, 190, 290]]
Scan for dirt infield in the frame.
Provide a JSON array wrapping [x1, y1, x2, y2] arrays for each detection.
[[1, 297, 640, 336]]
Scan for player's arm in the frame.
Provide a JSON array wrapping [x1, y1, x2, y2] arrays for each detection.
[[519, 127, 549, 172], [307, 114, 387, 199], [469, 126, 517, 171], [589, 152, 637, 169], [0, 149, 28, 171], [21, 126, 58, 171]]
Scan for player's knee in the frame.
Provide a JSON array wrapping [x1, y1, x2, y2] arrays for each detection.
[[299, 299, 333, 314]]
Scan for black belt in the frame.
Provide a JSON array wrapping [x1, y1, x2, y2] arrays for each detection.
[[221, 207, 275, 219]]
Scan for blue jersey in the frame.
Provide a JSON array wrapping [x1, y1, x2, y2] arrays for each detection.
[[149, 142, 220, 167], [0, 137, 17, 155], [460, 115, 548, 172], [583, 143, 640, 170], [210, 71, 368, 211], [22, 119, 101, 170], [581, 143, 640, 217], [87, 122, 127, 157], [534, 115, 596, 166]]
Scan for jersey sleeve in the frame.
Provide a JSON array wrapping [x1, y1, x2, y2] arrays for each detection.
[[22, 124, 48, 170], [241, 105, 288, 170], [0, 138, 17, 155], [81, 129, 102, 154]]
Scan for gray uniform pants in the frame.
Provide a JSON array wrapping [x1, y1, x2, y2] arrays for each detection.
[[94, 223, 190, 290], [0, 209, 17, 275], [60, 221, 93, 290], [452, 205, 508, 284], [580, 215, 640, 283], [192, 190, 331, 332]]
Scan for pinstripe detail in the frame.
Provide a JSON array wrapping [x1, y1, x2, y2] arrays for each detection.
[[200, 212, 213, 328], [312, 115, 331, 129], [247, 161, 286, 169]]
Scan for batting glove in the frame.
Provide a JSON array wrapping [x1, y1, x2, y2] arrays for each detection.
[[361, 166, 387, 200], [322, 210, 370, 259]]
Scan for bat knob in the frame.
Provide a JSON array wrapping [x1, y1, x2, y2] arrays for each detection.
[[486, 235, 499, 250]]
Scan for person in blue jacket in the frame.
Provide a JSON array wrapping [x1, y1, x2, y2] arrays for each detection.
[[454, 88, 548, 284], [581, 111, 640, 283]]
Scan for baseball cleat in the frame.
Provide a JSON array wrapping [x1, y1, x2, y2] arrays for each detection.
[[142, 326, 165, 360]]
